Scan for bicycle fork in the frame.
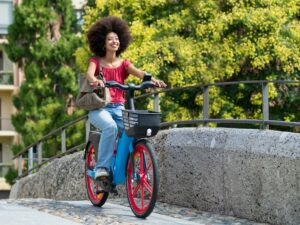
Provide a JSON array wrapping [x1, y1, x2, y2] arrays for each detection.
[[130, 152, 138, 181], [130, 149, 149, 182]]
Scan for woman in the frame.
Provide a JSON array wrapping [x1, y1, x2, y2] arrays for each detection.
[[86, 16, 166, 179]]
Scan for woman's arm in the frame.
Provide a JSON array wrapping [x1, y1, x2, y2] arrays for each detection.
[[86, 61, 104, 87], [127, 64, 167, 88], [127, 63, 144, 79]]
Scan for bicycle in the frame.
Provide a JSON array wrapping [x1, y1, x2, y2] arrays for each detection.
[[84, 77, 161, 218]]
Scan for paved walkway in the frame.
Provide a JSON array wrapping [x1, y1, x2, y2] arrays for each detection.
[[0, 198, 269, 225], [0, 201, 81, 225]]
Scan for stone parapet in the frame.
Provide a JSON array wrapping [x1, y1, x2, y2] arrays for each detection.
[[10, 128, 300, 225]]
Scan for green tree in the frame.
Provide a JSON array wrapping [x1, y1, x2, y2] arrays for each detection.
[[5, 0, 84, 154], [4, 167, 18, 186], [76, 0, 299, 130]]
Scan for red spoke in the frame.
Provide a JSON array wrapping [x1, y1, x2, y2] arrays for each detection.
[[133, 184, 141, 197], [139, 149, 144, 174], [144, 180, 153, 195], [145, 160, 152, 174], [141, 184, 145, 208]]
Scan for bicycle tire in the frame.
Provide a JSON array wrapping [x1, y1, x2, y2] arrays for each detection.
[[126, 140, 159, 218], [85, 142, 109, 207]]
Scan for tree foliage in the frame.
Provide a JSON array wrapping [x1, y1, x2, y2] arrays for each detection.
[[4, 167, 18, 185], [5, 0, 83, 152], [76, 0, 300, 130]]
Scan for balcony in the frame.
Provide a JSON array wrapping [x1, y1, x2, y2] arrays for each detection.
[[0, 163, 11, 177], [0, 117, 17, 137], [0, 71, 14, 91], [0, 71, 13, 84]]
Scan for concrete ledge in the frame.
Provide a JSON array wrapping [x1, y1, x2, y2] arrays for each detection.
[[10, 151, 87, 200], [10, 128, 300, 225], [152, 128, 300, 225]]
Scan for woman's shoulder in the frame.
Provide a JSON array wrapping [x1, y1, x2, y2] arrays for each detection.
[[121, 59, 131, 68], [89, 57, 100, 68], [114, 58, 130, 67]]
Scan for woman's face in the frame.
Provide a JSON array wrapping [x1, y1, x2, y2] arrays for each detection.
[[104, 32, 120, 53]]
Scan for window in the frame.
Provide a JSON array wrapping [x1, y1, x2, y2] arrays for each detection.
[[0, 50, 3, 71], [0, 51, 13, 84], [75, 9, 84, 30], [0, 0, 14, 35], [0, 98, 1, 129], [0, 144, 2, 163], [0, 144, 2, 177]]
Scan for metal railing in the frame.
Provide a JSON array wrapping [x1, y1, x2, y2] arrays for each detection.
[[13, 115, 89, 179], [0, 71, 14, 85], [135, 80, 300, 129], [13, 80, 300, 179]]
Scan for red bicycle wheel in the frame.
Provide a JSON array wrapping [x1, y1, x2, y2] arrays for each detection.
[[126, 140, 159, 218], [85, 143, 108, 206]]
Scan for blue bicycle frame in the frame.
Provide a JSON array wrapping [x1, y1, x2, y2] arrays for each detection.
[[87, 132, 134, 185], [111, 132, 135, 184]]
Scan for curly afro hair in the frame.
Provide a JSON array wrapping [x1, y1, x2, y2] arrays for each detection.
[[87, 16, 132, 57]]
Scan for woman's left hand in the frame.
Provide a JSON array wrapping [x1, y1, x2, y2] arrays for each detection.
[[152, 78, 167, 88]]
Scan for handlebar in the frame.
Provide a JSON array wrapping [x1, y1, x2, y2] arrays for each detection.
[[93, 80, 159, 110], [98, 81, 156, 91]]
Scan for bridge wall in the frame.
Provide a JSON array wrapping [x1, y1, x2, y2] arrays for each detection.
[[10, 128, 300, 225]]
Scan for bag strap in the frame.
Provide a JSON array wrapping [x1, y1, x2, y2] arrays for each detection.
[[79, 58, 103, 93], [97, 58, 105, 81]]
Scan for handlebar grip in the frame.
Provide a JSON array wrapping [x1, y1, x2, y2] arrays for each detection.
[[105, 81, 129, 90], [139, 81, 155, 89]]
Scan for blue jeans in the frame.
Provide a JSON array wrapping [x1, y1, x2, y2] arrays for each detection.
[[88, 103, 125, 171]]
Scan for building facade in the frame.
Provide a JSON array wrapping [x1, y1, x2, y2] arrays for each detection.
[[0, 0, 22, 194]]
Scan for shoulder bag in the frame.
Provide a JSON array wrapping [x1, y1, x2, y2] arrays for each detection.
[[75, 59, 111, 110]]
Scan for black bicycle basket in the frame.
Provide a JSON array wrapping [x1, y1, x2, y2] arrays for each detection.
[[122, 110, 161, 138]]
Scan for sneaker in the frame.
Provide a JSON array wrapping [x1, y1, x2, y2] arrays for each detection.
[[95, 168, 109, 179]]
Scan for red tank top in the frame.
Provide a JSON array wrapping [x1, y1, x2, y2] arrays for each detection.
[[90, 57, 131, 104]]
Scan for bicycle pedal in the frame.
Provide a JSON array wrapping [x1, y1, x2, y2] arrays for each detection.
[[96, 177, 112, 192], [97, 176, 109, 181]]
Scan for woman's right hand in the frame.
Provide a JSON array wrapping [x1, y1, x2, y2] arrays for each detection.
[[86, 61, 105, 88], [90, 79, 105, 87]]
